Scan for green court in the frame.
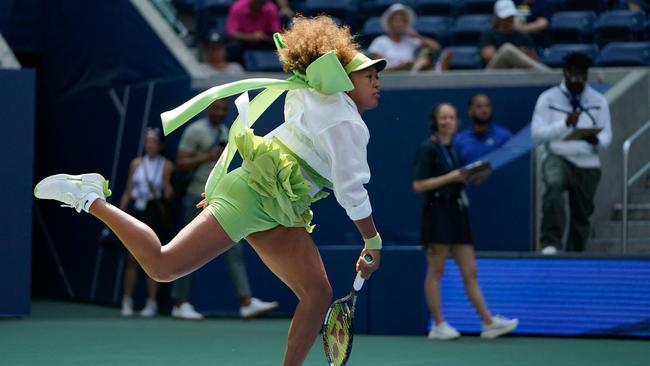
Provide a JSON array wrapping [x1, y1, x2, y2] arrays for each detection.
[[1, 301, 648, 366]]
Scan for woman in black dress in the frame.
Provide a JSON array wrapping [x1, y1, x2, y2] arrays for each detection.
[[413, 103, 518, 340]]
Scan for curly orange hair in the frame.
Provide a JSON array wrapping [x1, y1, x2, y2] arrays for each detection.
[[277, 16, 360, 74]]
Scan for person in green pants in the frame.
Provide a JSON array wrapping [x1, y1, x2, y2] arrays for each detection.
[[532, 52, 612, 253]]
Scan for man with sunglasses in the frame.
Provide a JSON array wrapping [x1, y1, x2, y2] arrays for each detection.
[[531, 52, 612, 254]]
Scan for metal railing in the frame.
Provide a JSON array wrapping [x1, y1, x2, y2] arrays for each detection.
[[622, 119, 650, 253], [149, 0, 189, 39]]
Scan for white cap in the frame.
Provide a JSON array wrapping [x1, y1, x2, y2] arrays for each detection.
[[494, 0, 518, 19]]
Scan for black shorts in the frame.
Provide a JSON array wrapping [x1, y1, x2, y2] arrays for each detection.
[[420, 199, 473, 246]]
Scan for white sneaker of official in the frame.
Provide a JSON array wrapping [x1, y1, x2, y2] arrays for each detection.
[[121, 297, 134, 317], [428, 321, 461, 340], [481, 315, 519, 339], [172, 302, 204, 320], [240, 298, 279, 319], [139, 299, 158, 318]]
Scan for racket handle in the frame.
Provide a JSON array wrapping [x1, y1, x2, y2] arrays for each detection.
[[353, 254, 374, 292]]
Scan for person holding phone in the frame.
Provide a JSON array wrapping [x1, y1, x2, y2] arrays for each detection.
[[532, 52, 612, 254]]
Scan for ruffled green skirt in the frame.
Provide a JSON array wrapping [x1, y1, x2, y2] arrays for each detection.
[[205, 129, 329, 242]]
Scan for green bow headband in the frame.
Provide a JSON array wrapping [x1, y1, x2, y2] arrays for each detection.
[[160, 33, 386, 192]]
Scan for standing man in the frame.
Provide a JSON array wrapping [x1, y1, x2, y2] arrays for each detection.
[[454, 93, 513, 165], [172, 99, 279, 319], [532, 53, 612, 254]]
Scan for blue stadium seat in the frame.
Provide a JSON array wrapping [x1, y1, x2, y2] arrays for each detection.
[[243, 50, 284, 72], [541, 44, 599, 68], [450, 14, 491, 46], [359, 17, 384, 48], [595, 10, 646, 46], [457, 0, 495, 15], [445, 46, 482, 69], [596, 42, 650, 66], [299, 0, 358, 27], [413, 16, 452, 44], [197, 0, 233, 14], [359, 0, 413, 17], [549, 11, 596, 44], [412, 0, 456, 16], [562, 0, 608, 13]]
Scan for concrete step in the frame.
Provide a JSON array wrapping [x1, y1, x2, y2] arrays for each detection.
[[611, 203, 650, 220], [586, 238, 650, 255], [630, 188, 650, 203], [591, 220, 650, 239]]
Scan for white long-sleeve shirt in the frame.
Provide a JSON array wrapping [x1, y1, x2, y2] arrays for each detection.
[[531, 81, 612, 168], [265, 88, 372, 221]]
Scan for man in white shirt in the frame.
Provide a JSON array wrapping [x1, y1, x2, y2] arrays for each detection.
[[532, 52, 612, 253]]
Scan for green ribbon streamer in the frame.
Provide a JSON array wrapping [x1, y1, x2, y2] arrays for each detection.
[[160, 41, 355, 198]]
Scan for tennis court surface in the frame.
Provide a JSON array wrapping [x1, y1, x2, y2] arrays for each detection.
[[1, 301, 648, 366]]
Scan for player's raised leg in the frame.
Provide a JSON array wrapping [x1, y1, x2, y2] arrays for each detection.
[[34, 173, 235, 282]]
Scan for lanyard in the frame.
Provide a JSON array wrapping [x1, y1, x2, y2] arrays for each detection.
[[558, 87, 597, 126], [437, 142, 459, 171]]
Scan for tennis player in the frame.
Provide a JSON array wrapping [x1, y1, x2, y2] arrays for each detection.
[[34, 16, 383, 366]]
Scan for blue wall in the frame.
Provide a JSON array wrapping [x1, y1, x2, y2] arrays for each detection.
[[0, 69, 35, 317]]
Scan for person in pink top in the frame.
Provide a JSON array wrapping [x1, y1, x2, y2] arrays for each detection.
[[226, 0, 281, 48]]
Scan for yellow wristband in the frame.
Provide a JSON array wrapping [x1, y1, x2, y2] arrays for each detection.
[[364, 233, 382, 250]]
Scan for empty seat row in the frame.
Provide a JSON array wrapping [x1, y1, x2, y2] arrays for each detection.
[[550, 10, 648, 46], [242, 42, 650, 72]]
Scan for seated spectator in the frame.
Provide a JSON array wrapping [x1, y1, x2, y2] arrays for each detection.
[[225, 0, 281, 63], [368, 3, 442, 73], [275, 0, 295, 24], [514, 0, 556, 47], [454, 93, 513, 165], [479, 0, 550, 71], [628, 0, 650, 12], [199, 32, 245, 75]]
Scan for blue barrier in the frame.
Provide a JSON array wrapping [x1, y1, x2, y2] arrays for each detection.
[[191, 246, 650, 337], [0, 69, 35, 317]]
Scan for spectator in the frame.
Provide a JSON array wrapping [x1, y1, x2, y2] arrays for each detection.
[[119, 128, 174, 318], [200, 32, 244, 75], [275, 0, 295, 24], [479, 0, 550, 71], [171, 99, 279, 319], [413, 103, 518, 341], [628, 0, 650, 12], [225, 0, 281, 63], [514, 0, 556, 47], [532, 52, 612, 254], [455, 93, 513, 165], [368, 3, 442, 73]]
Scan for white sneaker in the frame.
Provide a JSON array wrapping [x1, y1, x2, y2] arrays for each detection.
[[34, 173, 111, 213], [172, 302, 204, 320], [120, 297, 133, 317], [428, 321, 461, 340], [140, 299, 158, 318], [541, 246, 558, 255], [481, 315, 518, 339], [240, 297, 279, 319]]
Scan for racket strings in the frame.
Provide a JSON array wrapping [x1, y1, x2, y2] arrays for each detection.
[[323, 303, 353, 365]]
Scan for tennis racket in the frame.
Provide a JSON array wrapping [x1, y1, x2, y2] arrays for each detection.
[[322, 254, 374, 366]]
